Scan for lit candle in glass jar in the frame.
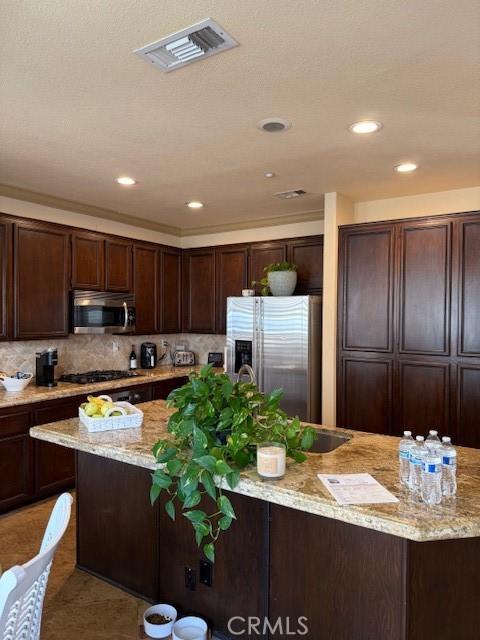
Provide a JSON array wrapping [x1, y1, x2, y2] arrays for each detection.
[[257, 442, 286, 480]]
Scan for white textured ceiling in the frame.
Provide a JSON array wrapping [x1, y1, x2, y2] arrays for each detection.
[[0, 0, 479, 231]]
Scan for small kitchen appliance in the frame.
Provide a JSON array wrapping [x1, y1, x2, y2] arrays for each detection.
[[173, 350, 195, 367], [141, 342, 157, 369], [72, 291, 135, 334], [207, 352, 224, 368], [35, 348, 58, 387]]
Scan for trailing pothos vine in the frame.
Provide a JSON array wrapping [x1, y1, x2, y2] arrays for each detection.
[[150, 364, 315, 562]]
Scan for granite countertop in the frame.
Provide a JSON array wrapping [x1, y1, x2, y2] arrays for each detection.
[[30, 399, 480, 542], [0, 366, 200, 409]]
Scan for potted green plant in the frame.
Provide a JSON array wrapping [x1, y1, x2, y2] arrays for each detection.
[[252, 262, 298, 296], [150, 364, 315, 562]]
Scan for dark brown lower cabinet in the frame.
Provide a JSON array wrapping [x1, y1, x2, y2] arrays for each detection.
[[33, 398, 79, 495], [152, 376, 188, 400], [0, 407, 32, 512], [75, 453, 480, 640], [76, 453, 159, 600]]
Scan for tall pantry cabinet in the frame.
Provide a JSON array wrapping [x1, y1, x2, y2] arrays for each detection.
[[337, 211, 480, 448]]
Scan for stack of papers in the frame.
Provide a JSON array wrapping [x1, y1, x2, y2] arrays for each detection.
[[318, 473, 399, 505]]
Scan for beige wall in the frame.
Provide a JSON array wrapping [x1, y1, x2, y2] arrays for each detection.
[[354, 186, 480, 224], [0, 195, 324, 248], [322, 185, 480, 427]]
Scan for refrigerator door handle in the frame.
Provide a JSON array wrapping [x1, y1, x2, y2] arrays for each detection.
[[259, 297, 265, 392], [254, 297, 261, 391]]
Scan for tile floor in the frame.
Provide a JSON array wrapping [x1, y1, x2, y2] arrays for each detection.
[[0, 496, 161, 639]]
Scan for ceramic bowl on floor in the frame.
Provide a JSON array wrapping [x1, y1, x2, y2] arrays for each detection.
[[143, 603, 177, 639], [172, 616, 208, 640]]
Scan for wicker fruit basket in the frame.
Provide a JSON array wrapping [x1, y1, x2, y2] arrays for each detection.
[[79, 400, 143, 432]]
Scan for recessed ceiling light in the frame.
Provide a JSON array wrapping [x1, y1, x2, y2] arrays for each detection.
[[186, 201, 204, 209], [348, 120, 383, 134], [116, 176, 137, 185], [257, 118, 291, 133], [395, 162, 418, 173], [264, 171, 275, 178]]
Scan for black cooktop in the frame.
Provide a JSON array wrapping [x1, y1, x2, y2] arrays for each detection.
[[59, 370, 140, 385]]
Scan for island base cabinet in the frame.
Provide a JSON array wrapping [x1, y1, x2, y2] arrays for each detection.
[[269, 505, 480, 640], [269, 505, 404, 640], [76, 452, 159, 601], [158, 491, 269, 639]]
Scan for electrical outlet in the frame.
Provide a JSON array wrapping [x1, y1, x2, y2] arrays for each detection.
[[185, 567, 196, 591], [112, 341, 119, 353], [199, 560, 213, 587], [161, 339, 168, 348]]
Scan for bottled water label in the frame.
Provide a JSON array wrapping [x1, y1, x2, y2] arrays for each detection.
[[411, 454, 423, 466], [399, 449, 410, 460], [442, 455, 456, 466], [423, 461, 441, 473]]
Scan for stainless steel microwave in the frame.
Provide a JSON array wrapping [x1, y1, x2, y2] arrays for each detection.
[[72, 291, 135, 334]]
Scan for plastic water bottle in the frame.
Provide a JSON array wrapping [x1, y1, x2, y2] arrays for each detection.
[[399, 431, 415, 486], [425, 429, 441, 453], [441, 436, 457, 497], [409, 436, 427, 496], [421, 449, 443, 505]]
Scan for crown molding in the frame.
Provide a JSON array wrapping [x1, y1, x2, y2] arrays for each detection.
[[0, 184, 324, 239], [179, 209, 324, 236], [0, 184, 182, 236]]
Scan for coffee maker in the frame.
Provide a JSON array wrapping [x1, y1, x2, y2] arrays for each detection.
[[36, 348, 58, 387], [141, 342, 157, 369]]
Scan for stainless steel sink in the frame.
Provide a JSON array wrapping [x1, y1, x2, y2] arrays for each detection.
[[309, 430, 351, 454]]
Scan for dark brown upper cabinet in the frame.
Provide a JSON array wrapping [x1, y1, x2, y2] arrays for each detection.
[[248, 241, 286, 291], [159, 247, 182, 333], [287, 236, 324, 294], [105, 238, 132, 293], [14, 221, 70, 339], [182, 248, 216, 333], [215, 245, 249, 334], [71, 231, 105, 290], [0, 219, 12, 340], [133, 243, 159, 335], [399, 219, 451, 355], [457, 214, 480, 357], [339, 224, 395, 353]]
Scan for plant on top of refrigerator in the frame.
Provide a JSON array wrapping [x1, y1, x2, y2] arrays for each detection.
[[251, 261, 297, 295], [150, 363, 315, 562]]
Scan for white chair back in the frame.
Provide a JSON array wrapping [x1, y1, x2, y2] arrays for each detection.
[[0, 493, 73, 640]]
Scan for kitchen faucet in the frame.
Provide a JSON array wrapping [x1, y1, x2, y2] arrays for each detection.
[[236, 363, 256, 385]]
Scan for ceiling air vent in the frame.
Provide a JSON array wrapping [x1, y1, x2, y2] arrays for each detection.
[[274, 189, 307, 200], [134, 18, 238, 73]]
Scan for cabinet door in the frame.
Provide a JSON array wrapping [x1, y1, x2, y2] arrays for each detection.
[[152, 377, 188, 400], [339, 225, 395, 352], [182, 249, 216, 333], [160, 248, 182, 333], [397, 360, 450, 434], [105, 238, 132, 292], [399, 220, 451, 355], [457, 365, 480, 448], [33, 399, 78, 495], [457, 214, 480, 356], [14, 221, 70, 338], [287, 236, 324, 294], [158, 491, 269, 638], [215, 245, 248, 334], [134, 243, 159, 334], [0, 219, 12, 339], [71, 231, 104, 290], [0, 408, 32, 513], [338, 357, 393, 434], [248, 241, 286, 291]]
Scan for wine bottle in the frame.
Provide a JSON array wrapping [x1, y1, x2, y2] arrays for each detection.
[[129, 345, 137, 370]]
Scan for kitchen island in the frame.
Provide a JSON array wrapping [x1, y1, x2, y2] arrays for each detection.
[[31, 400, 480, 639]]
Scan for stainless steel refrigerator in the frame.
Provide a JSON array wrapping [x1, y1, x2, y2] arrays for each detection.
[[226, 296, 322, 422]]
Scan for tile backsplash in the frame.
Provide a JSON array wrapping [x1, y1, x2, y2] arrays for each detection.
[[0, 334, 226, 376]]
